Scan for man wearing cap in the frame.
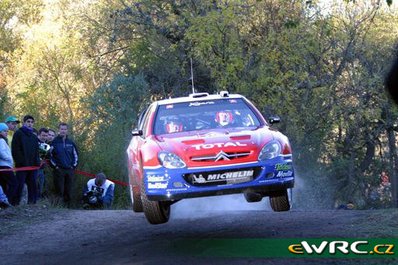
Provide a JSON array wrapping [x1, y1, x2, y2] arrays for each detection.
[[11, 115, 40, 205], [5, 116, 20, 144]]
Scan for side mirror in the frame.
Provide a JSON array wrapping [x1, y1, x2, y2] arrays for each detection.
[[268, 116, 281, 125], [131, 129, 143, 136]]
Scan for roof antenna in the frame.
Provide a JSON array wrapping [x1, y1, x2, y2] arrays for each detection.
[[190, 58, 195, 94]]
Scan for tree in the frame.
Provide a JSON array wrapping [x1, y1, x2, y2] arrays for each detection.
[[0, 0, 42, 118], [4, 0, 398, 209]]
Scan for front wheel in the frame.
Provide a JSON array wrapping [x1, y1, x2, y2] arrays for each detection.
[[269, 189, 291, 212], [141, 181, 170, 224], [130, 184, 143, 212]]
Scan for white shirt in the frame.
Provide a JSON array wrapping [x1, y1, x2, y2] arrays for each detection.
[[0, 138, 13, 168], [86, 178, 114, 197]]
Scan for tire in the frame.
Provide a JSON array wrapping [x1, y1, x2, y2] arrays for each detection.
[[287, 188, 293, 209], [130, 185, 143, 212], [244, 192, 263, 203], [140, 181, 170, 224], [269, 189, 291, 212]]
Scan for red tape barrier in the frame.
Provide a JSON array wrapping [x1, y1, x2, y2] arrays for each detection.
[[0, 165, 129, 187], [0, 166, 40, 172]]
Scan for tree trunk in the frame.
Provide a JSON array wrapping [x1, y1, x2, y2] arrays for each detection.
[[385, 105, 398, 207]]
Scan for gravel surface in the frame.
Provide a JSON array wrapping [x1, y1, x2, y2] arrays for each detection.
[[0, 197, 397, 265]]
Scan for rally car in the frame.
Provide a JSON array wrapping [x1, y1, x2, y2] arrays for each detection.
[[127, 91, 294, 224]]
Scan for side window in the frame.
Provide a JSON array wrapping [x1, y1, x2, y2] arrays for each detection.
[[137, 107, 149, 130], [141, 104, 156, 137]]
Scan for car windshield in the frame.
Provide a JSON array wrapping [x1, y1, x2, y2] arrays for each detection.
[[153, 98, 261, 135]]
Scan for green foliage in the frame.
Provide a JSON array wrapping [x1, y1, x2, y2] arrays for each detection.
[[0, 88, 7, 119], [0, 0, 42, 53], [0, 0, 43, 118], [2, 0, 398, 209], [76, 73, 150, 207]]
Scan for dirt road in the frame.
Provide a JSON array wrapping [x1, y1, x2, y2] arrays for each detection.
[[1, 196, 397, 265]]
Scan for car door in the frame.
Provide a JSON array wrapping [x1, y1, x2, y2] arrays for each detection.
[[128, 104, 155, 186]]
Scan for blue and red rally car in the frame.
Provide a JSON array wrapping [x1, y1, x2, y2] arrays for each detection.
[[127, 91, 294, 224]]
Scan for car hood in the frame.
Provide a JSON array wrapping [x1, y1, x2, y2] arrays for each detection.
[[154, 127, 275, 168]]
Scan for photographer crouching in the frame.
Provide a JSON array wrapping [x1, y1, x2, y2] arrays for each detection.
[[82, 173, 115, 209]]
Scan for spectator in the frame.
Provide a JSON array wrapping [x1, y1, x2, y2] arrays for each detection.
[[0, 185, 11, 209], [380, 171, 390, 186], [386, 52, 398, 104], [47, 129, 56, 143], [11, 115, 40, 205], [37, 128, 50, 199], [45, 128, 56, 199], [0, 123, 17, 205], [38, 128, 50, 154], [50, 123, 78, 206], [377, 171, 392, 205], [5, 116, 20, 144], [82, 173, 115, 209]]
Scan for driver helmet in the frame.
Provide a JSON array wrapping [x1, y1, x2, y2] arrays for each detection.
[[215, 111, 233, 127], [165, 117, 183, 133]]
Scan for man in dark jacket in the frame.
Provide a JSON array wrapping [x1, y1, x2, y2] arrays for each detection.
[[11, 115, 40, 204], [50, 122, 78, 206]]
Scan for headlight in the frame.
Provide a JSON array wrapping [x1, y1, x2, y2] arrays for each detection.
[[258, 141, 281, 160], [158, 152, 186, 169]]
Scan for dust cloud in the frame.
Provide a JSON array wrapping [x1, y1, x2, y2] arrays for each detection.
[[293, 171, 334, 209], [169, 169, 331, 220], [171, 193, 271, 220]]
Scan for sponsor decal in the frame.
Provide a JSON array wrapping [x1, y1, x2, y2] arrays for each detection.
[[275, 164, 292, 171], [288, 240, 395, 256], [192, 174, 206, 183], [148, 182, 168, 189], [208, 170, 254, 181], [192, 142, 247, 150], [166, 188, 188, 191], [276, 171, 293, 178], [189, 101, 215, 107], [147, 175, 166, 182], [192, 170, 254, 184]]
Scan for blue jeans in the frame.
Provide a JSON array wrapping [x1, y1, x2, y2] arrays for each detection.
[[53, 168, 74, 204], [0, 185, 8, 203], [0, 166, 18, 205], [37, 169, 45, 199]]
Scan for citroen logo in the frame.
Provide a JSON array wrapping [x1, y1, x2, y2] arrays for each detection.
[[215, 151, 230, 161]]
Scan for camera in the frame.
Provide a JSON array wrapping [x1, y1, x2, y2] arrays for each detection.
[[39, 143, 51, 159], [87, 190, 102, 204], [39, 142, 51, 153], [88, 194, 99, 204], [83, 187, 104, 209]]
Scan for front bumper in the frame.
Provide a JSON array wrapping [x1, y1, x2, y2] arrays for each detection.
[[143, 157, 294, 201]]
